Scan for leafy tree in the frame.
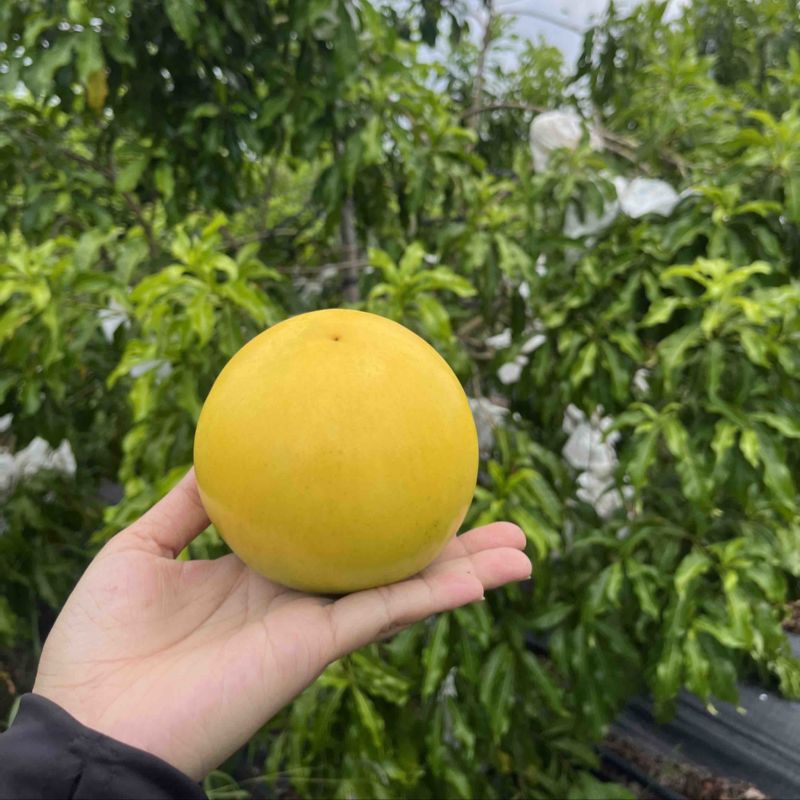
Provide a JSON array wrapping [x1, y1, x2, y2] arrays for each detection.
[[2, 1, 799, 797]]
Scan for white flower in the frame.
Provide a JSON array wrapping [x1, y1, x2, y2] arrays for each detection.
[[19, 437, 76, 477], [562, 406, 634, 519], [562, 404, 586, 435], [633, 368, 650, 395], [0, 436, 78, 496], [594, 487, 626, 519], [469, 397, 509, 454], [529, 110, 603, 172], [0, 452, 15, 494], [576, 470, 612, 505], [563, 424, 617, 476], [497, 359, 524, 385], [521, 334, 546, 354], [485, 328, 512, 349], [50, 440, 77, 476], [15, 437, 53, 477], [618, 177, 680, 218], [98, 298, 129, 343], [576, 473, 632, 519]]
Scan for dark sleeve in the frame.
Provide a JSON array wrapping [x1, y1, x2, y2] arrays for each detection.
[[0, 693, 207, 800]]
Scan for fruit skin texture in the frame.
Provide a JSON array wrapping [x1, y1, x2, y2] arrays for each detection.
[[193, 308, 479, 594]]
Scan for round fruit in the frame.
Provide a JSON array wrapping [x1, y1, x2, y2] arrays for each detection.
[[193, 308, 479, 594]]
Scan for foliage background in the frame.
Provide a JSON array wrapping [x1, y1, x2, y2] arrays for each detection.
[[2, 0, 800, 797]]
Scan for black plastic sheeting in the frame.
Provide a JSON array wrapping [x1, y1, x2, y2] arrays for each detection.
[[612, 636, 800, 798]]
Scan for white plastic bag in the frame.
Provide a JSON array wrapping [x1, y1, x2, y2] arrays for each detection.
[[529, 110, 603, 172], [469, 397, 509, 455], [618, 177, 680, 218]]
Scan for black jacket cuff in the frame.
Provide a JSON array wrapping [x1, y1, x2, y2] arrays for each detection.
[[0, 693, 207, 799]]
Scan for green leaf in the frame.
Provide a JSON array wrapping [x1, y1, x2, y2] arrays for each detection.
[[510, 506, 558, 560], [351, 688, 385, 749], [368, 248, 397, 280], [191, 103, 221, 119], [684, 634, 710, 700], [751, 413, 800, 438], [74, 228, 118, 271], [674, 550, 712, 596], [609, 329, 644, 361], [187, 296, 215, 344], [701, 303, 727, 338], [570, 340, 598, 388], [739, 328, 769, 366], [711, 420, 737, 466], [348, 651, 410, 705], [421, 615, 450, 700], [0, 306, 32, 342], [521, 650, 567, 716], [662, 416, 707, 503], [165, 0, 201, 45], [74, 31, 104, 83], [756, 429, 796, 513], [641, 296, 683, 327], [785, 172, 800, 223], [220, 282, 270, 324], [568, 774, 634, 800], [398, 242, 426, 277], [626, 425, 659, 488], [599, 341, 628, 401], [175, 368, 201, 420], [658, 325, 701, 389], [523, 470, 563, 526], [529, 603, 572, 631], [706, 340, 724, 401], [416, 267, 476, 297], [745, 563, 785, 603], [479, 644, 515, 741], [27, 38, 75, 95], [155, 163, 175, 201], [626, 561, 661, 618], [739, 428, 760, 468], [115, 153, 149, 193], [415, 294, 452, 341], [86, 68, 108, 112], [654, 641, 683, 706]]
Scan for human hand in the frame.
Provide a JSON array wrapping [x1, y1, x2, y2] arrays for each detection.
[[33, 469, 532, 781]]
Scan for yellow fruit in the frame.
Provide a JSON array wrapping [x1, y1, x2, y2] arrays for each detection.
[[193, 308, 479, 593]]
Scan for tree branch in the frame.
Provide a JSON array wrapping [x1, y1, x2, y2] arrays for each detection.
[[275, 258, 370, 276], [461, 102, 687, 175], [20, 129, 160, 256], [467, 0, 496, 132]]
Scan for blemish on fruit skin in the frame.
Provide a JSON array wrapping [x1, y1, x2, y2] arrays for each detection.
[[331, 334, 341, 342]]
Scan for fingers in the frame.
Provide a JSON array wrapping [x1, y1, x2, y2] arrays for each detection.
[[425, 546, 532, 590], [435, 522, 527, 563], [327, 570, 482, 659], [128, 468, 211, 558], [325, 543, 532, 660]]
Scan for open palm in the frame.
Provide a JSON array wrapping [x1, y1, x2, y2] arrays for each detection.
[[33, 470, 532, 781]]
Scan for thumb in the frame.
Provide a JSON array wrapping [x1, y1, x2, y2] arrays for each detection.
[[130, 468, 211, 557]]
